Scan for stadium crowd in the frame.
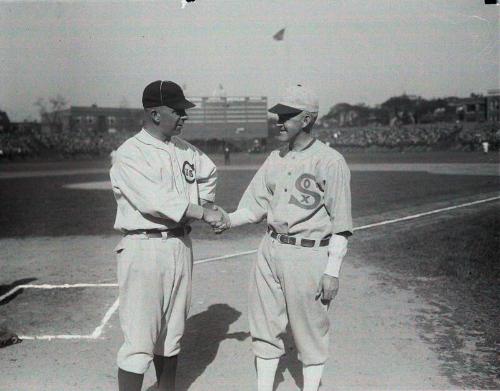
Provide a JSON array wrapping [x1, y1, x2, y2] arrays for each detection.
[[315, 122, 500, 151], [0, 122, 499, 160], [0, 129, 134, 160]]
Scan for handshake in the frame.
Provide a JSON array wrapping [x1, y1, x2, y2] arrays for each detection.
[[202, 205, 231, 233]]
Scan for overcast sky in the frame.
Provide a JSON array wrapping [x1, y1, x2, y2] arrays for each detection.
[[1, 0, 498, 121]]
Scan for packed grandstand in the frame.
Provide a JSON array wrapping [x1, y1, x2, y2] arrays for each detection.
[[0, 121, 498, 160]]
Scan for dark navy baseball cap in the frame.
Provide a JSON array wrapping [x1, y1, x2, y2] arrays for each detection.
[[142, 80, 195, 110]]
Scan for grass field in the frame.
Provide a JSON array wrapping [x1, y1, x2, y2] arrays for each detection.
[[0, 151, 499, 390]]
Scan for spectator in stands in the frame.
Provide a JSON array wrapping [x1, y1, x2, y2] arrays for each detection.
[[223, 144, 231, 165]]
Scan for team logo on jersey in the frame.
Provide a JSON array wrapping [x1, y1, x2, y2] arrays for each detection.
[[182, 161, 196, 184], [289, 173, 321, 210]]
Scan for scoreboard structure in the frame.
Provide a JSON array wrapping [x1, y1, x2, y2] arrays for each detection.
[[181, 96, 268, 141]]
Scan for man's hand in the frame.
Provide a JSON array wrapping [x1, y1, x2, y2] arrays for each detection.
[[202, 206, 223, 225], [202, 205, 230, 233], [212, 206, 230, 233], [315, 274, 339, 303]]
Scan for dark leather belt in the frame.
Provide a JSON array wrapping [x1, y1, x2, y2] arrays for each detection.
[[267, 227, 330, 248], [124, 226, 191, 238]]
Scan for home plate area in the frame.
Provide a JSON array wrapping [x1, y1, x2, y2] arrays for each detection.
[[0, 286, 117, 339]]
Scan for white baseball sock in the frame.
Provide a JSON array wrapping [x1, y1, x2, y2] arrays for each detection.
[[256, 356, 279, 391], [302, 363, 324, 391]]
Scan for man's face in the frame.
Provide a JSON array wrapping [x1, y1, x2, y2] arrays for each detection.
[[156, 106, 188, 138], [275, 111, 306, 142]]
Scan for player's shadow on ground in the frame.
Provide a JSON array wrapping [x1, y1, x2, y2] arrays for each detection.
[[0, 278, 37, 305], [175, 303, 250, 391], [273, 327, 303, 390]]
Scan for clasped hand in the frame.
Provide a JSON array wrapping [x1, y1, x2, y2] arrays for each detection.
[[202, 205, 230, 233]]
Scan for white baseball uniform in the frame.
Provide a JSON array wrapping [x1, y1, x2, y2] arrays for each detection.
[[110, 129, 216, 374], [229, 139, 352, 365]]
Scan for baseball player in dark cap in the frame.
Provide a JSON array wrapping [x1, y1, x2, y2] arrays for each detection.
[[214, 84, 353, 391], [110, 80, 225, 391]]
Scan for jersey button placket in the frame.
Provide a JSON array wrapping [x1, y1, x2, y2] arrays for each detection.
[[284, 162, 293, 193]]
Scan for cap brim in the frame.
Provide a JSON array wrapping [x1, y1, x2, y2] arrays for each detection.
[[169, 98, 196, 110], [268, 103, 303, 115]]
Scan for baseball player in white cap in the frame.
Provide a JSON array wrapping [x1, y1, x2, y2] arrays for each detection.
[[110, 80, 224, 391], [214, 84, 353, 391]]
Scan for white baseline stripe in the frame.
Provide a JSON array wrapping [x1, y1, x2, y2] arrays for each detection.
[[91, 297, 120, 338], [0, 285, 24, 303], [8, 195, 500, 341], [19, 334, 97, 341], [0, 283, 118, 303], [352, 195, 500, 231], [194, 249, 257, 265], [13, 283, 117, 289]]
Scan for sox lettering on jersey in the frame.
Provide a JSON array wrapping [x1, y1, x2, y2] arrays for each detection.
[[182, 161, 196, 183], [289, 173, 321, 210]]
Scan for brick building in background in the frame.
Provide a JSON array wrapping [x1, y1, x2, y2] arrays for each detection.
[[46, 104, 144, 134], [46, 96, 268, 151]]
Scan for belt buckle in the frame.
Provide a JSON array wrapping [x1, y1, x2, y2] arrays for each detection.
[[279, 235, 294, 245]]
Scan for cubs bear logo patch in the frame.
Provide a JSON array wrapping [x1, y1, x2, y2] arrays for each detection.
[[289, 173, 321, 210], [182, 161, 196, 184]]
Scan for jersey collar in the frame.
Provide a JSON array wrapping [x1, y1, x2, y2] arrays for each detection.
[[136, 128, 171, 151], [298, 138, 316, 152]]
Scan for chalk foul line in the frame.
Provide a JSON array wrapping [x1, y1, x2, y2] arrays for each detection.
[[5, 194, 499, 341]]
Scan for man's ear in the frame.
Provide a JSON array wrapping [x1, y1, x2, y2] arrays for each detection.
[[151, 110, 160, 125], [302, 114, 311, 129]]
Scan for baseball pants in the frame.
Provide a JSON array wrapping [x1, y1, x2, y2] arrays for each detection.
[[114, 234, 193, 374], [249, 234, 330, 365]]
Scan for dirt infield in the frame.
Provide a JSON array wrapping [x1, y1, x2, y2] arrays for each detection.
[[2, 201, 499, 390], [0, 153, 499, 390], [0, 232, 453, 390]]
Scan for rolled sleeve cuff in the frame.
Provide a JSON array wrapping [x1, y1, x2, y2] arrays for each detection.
[[331, 222, 353, 235], [323, 257, 343, 278], [165, 200, 190, 223]]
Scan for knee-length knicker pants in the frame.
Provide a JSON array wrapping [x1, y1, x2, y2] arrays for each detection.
[[115, 234, 193, 374], [249, 234, 331, 365]]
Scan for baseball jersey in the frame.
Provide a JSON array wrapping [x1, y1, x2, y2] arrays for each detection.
[[110, 129, 216, 232], [235, 139, 352, 239]]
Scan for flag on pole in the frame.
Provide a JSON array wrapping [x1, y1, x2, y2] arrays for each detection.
[[273, 28, 285, 41]]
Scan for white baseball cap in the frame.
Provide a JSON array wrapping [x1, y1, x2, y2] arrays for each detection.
[[269, 84, 319, 115]]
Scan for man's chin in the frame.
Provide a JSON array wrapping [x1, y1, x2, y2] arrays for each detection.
[[275, 132, 289, 142]]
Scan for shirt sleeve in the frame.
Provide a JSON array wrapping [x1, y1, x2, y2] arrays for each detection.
[[194, 148, 217, 203], [235, 156, 273, 223], [324, 157, 353, 234], [228, 208, 260, 227], [110, 151, 189, 223]]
